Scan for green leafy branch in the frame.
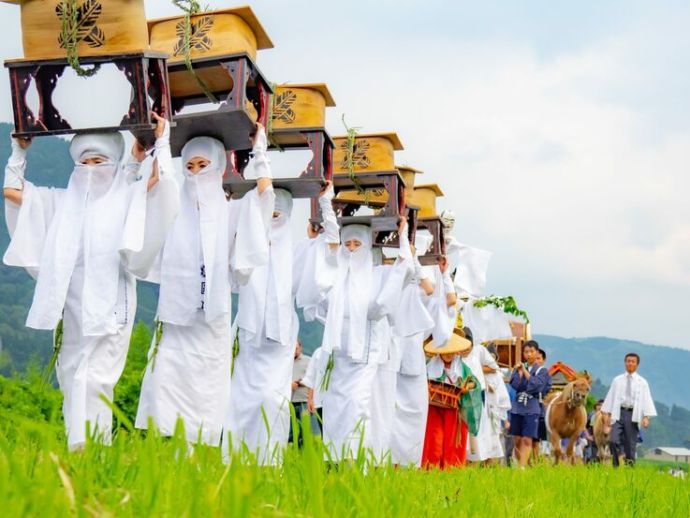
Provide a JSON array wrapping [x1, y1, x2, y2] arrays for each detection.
[[473, 295, 529, 323]]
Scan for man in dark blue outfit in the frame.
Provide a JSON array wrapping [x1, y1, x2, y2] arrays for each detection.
[[509, 340, 550, 467]]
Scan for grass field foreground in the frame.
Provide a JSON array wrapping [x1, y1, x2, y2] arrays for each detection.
[[1, 409, 689, 518]]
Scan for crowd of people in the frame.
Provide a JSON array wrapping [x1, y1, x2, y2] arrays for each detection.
[[2, 120, 656, 469]]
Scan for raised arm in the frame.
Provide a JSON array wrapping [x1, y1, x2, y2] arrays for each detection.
[[317, 181, 340, 252], [121, 115, 180, 278], [3, 137, 31, 206], [246, 123, 273, 195], [369, 218, 414, 320]]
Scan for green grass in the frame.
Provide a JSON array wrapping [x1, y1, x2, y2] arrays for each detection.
[[1, 321, 689, 517], [1, 409, 689, 518]]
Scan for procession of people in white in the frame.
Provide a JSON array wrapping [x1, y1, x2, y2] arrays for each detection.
[[2, 122, 654, 467]]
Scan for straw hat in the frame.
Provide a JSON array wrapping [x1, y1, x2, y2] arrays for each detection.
[[424, 327, 472, 355]]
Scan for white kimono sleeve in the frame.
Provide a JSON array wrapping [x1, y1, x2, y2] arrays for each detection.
[[121, 152, 180, 279], [3, 180, 63, 279], [369, 257, 413, 321], [229, 185, 275, 285], [294, 235, 338, 321], [635, 379, 657, 422]]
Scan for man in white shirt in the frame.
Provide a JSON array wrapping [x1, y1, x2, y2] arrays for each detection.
[[602, 353, 657, 467]]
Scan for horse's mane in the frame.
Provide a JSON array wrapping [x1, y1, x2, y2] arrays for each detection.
[[560, 382, 575, 404]]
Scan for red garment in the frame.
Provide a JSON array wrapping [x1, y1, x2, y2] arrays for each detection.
[[422, 405, 468, 469]]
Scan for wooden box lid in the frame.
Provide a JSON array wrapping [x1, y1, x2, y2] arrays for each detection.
[[148, 6, 273, 64], [9, 0, 149, 61], [332, 133, 403, 174], [272, 83, 336, 132], [408, 184, 443, 218]]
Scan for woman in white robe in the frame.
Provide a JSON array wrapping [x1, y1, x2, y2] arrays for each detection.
[[299, 221, 412, 462], [224, 184, 338, 464], [3, 116, 179, 450], [135, 127, 274, 446], [390, 237, 456, 467]]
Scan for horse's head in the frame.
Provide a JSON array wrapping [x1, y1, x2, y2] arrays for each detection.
[[568, 377, 591, 407]]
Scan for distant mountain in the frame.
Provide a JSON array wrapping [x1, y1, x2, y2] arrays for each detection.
[[536, 334, 690, 410]]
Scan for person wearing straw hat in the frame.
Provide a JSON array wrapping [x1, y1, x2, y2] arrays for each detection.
[[3, 114, 179, 450], [422, 328, 481, 469]]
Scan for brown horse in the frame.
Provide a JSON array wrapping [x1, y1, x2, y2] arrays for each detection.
[[545, 374, 592, 464], [592, 410, 611, 462]]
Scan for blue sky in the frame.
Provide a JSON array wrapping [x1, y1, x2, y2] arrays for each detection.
[[0, 1, 689, 348]]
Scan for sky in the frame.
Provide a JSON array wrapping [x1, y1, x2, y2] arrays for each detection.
[[0, 1, 689, 348]]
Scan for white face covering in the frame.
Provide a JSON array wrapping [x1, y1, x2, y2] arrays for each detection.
[[72, 162, 118, 199], [158, 136, 232, 325], [321, 224, 374, 361], [26, 132, 131, 335], [440, 209, 455, 236]]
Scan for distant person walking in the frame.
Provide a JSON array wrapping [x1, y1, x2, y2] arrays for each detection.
[[602, 353, 656, 467]]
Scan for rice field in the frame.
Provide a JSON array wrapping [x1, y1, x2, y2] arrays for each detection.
[[1, 409, 688, 518]]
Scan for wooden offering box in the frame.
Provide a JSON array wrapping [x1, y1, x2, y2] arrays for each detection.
[[333, 133, 403, 174], [222, 83, 336, 200], [148, 7, 273, 156], [408, 184, 443, 219], [5, 51, 172, 141], [409, 184, 445, 264], [332, 133, 403, 206], [2, 0, 149, 60], [224, 130, 333, 200], [398, 165, 424, 203], [271, 83, 335, 143], [491, 321, 531, 368], [148, 6, 272, 100], [492, 338, 519, 369]]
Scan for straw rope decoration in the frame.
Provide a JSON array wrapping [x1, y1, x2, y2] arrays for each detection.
[[319, 352, 335, 392], [341, 115, 369, 203], [42, 317, 64, 386], [172, 0, 218, 103], [57, 0, 102, 77], [231, 326, 240, 376], [265, 82, 283, 151]]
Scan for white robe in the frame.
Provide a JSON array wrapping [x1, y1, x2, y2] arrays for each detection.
[[484, 369, 511, 459], [302, 346, 326, 409], [368, 318, 397, 464], [314, 263, 410, 462], [135, 189, 273, 446], [4, 153, 178, 450], [464, 344, 499, 462], [602, 372, 657, 424], [228, 230, 337, 464], [389, 274, 437, 467], [136, 140, 274, 446], [460, 301, 514, 345], [224, 191, 298, 464]]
